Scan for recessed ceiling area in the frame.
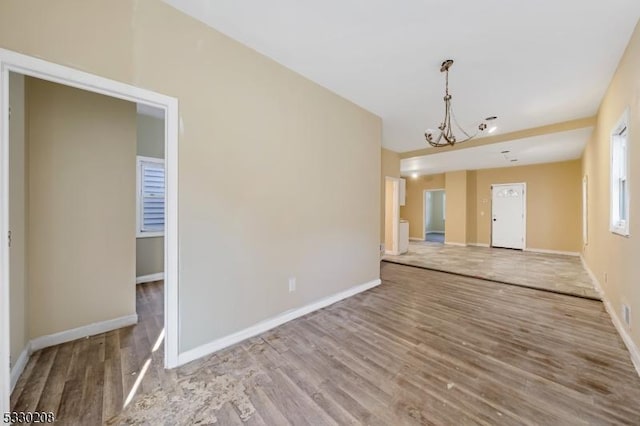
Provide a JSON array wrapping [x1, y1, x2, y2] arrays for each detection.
[[401, 127, 593, 176], [164, 0, 640, 152]]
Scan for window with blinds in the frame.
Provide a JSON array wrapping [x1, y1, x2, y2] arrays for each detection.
[[610, 110, 630, 236], [137, 156, 165, 237]]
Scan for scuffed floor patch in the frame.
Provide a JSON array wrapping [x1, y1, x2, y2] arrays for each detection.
[[107, 373, 255, 425]]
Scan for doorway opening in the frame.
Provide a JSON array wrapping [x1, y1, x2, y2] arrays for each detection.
[[491, 183, 526, 250], [0, 49, 179, 414], [424, 189, 446, 244]]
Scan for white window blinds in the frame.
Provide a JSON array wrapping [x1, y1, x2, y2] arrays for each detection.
[[137, 157, 165, 236]]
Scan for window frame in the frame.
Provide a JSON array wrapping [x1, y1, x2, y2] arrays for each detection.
[[610, 109, 631, 237], [136, 155, 166, 238]]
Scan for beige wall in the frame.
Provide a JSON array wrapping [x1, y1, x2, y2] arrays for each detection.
[[404, 160, 582, 251], [466, 171, 478, 244], [400, 174, 445, 238], [26, 78, 136, 338], [384, 180, 395, 252], [381, 148, 400, 243], [136, 113, 164, 278], [0, 0, 382, 352], [136, 238, 164, 278], [582, 20, 640, 348], [472, 161, 582, 251], [445, 171, 467, 244], [9, 72, 28, 367], [137, 114, 165, 159]]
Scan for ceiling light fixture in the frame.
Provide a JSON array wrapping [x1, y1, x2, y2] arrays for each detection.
[[425, 59, 496, 147], [411, 172, 419, 179]]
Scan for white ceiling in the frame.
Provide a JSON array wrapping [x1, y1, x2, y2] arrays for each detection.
[[164, 0, 639, 153], [401, 127, 592, 176]]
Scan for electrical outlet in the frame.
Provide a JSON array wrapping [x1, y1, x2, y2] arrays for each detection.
[[288, 277, 296, 293], [623, 304, 631, 328]]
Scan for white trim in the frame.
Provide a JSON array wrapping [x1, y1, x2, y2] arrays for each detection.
[[0, 48, 180, 412], [9, 343, 30, 392], [467, 242, 490, 248], [524, 248, 580, 257], [444, 241, 467, 247], [178, 278, 382, 366], [580, 255, 599, 289], [490, 182, 527, 250], [384, 250, 401, 255], [136, 272, 164, 285], [580, 255, 640, 377], [30, 314, 138, 352], [10, 314, 137, 391], [409, 237, 425, 242]]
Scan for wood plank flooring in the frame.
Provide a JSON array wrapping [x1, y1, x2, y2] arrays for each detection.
[[12, 264, 640, 425], [11, 281, 167, 425], [383, 241, 599, 299]]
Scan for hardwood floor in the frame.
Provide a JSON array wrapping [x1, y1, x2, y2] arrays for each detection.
[[10, 281, 166, 425], [383, 241, 599, 299], [12, 264, 640, 424]]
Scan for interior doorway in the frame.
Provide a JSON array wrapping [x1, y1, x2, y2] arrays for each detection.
[[0, 48, 179, 414], [424, 189, 446, 243], [491, 183, 526, 249]]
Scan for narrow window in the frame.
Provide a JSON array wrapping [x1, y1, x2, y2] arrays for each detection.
[[137, 156, 165, 237], [610, 110, 630, 236]]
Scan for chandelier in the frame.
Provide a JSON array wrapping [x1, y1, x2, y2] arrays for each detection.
[[424, 59, 497, 147]]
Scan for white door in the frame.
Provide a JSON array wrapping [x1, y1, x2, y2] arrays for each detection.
[[491, 183, 525, 249]]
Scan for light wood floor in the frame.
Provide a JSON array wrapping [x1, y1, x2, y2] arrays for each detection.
[[383, 241, 599, 299], [11, 281, 167, 424], [12, 264, 640, 424]]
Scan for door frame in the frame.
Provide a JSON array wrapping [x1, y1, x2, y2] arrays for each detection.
[[423, 188, 445, 240], [490, 182, 527, 249], [0, 48, 180, 413]]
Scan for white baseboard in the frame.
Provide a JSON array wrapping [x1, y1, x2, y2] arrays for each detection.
[[525, 247, 580, 256], [580, 255, 600, 288], [30, 314, 138, 351], [467, 242, 490, 248], [10, 343, 31, 392], [409, 237, 425, 242], [581, 255, 640, 377], [178, 278, 382, 366], [136, 272, 164, 284], [444, 241, 467, 247], [385, 250, 401, 255]]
